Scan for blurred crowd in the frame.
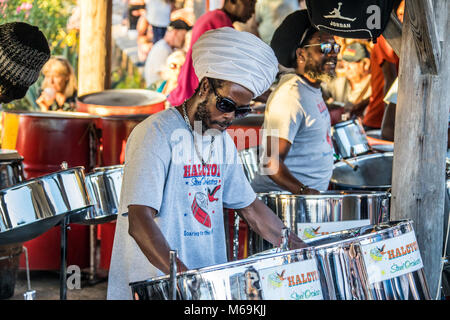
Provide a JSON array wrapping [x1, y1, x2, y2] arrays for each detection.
[[116, 0, 404, 141], [32, 0, 406, 142]]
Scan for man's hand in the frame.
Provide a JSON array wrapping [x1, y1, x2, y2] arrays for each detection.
[[298, 186, 320, 195]]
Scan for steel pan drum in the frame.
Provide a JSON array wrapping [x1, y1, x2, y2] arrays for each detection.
[[0, 167, 92, 245], [331, 119, 371, 159], [331, 152, 393, 191], [0, 149, 25, 298], [72, 165, 123, 224], [238, 146, 260, 184], [76, 89, 166, 116], [250, 191, 390, 255], [305, 220, 431, 300], [0, 149, 25, 189], [130, 247, 323, 300]]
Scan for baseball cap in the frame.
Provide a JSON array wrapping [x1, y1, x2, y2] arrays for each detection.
[[342, 42, 370, 62]]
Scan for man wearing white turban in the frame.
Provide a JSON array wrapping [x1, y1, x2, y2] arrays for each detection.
[[107, 27, 307, 300]]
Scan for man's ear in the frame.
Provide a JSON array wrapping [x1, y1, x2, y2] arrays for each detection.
[[199, 78, 210, 97], [362, 57, 371, 72], [295, 47, 305, 65]]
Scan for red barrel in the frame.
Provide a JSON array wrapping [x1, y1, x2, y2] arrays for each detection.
[[1, 110, 97, 270], [98, 114, 151, 166], [76, 89, 166, 116]]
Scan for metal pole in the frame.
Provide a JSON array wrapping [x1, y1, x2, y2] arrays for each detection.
[[169, 250, 177, 300], [60, 215, 69, 300]]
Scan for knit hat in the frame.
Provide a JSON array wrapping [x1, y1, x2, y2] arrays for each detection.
[[270, 10, 318, 68], [0, 22, 50, 103]]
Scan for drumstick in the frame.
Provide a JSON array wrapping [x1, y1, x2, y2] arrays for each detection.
[[342, 158, 359, 171]]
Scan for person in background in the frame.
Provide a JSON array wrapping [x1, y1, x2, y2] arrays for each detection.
[[144, 19, 191, 89], [167, 0, 257, 107], [36, 56, 77, 112], [0, 22, 50, 104], [251, 10, 337, 195], [254, 0, 299, 45], [136, 14, 154, 65], [322, 42, 372, 124], [158, 49, 186, 95], [145, 0, 175, 44], [128, 0, 146, 30]]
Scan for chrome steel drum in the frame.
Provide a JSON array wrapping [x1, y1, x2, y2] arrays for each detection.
[[306, 220, 431, 300], [130, 247, 323, 300], [238, 146, 259, 183], [331, 119, 371, 159], [0, 167, 92, 245], [0, 149, 25, 189], [331, 152, 393, 191], [250, 191, 390, 255], [71, 165, 123, 224]]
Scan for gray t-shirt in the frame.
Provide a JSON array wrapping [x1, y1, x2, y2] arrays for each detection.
[[107, 108, 256, 300], [251, 73, 334, 192]]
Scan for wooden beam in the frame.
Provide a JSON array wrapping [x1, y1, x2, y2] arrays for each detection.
[[383, 12, 402, 57], [391, 1, 449, 297], [78, 0, 112, 96], [406, 0, 441, 75]]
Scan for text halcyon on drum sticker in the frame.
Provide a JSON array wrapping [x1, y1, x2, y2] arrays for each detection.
[[361, 231, 423, 284], [258, 259, 323, 300]]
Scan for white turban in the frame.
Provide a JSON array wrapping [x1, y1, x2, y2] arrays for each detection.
[[192, 27, 278, 98]]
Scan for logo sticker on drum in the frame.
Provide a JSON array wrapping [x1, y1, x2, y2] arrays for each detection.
[[297, 220, 371, 240], [258, 259, 323, 300], [361, 231, 424, 284]]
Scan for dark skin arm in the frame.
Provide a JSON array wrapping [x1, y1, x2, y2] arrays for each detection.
[[263, 136, 320, 195], [349, 97, 370, 118], [128, 205, 188, 275], [235, 198, 308, 249]]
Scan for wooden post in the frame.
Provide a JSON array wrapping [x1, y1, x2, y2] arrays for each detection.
[[391, 0, 449, 297], [78, 0, 112, 96], [383, 13, 402, 57]]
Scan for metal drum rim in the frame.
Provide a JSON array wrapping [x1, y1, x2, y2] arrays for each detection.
[[332, 119, 364, 129], [129, 246, 317, 287], [0, 167, 86, 193], [333, 152, 393, 167], [90, 165, 124, 174], [76, 88, 167, 106], [2, 110, 100, 120], [262, 190, 391, 200], [328, 182, 392, 190], [304, 219, 414, 249]]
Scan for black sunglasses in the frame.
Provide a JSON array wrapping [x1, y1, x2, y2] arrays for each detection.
[[208, 79, 252, 119], [303, 42, 341, 55]]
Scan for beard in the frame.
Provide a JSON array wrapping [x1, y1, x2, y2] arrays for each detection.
[[193, 99, 232, 135], [304, 53, 337, 83]]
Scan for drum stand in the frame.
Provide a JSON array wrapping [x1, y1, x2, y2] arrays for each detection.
[[60, 215, 70, 300]]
